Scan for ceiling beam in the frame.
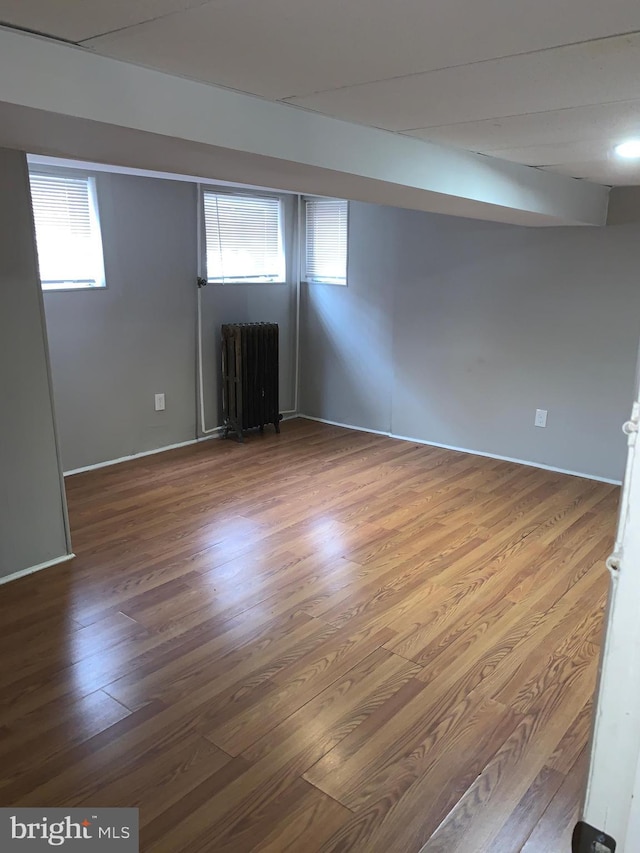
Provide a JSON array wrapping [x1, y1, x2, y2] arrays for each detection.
[[0, 27, 609, 226]]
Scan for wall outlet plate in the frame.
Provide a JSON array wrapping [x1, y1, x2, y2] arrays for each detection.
[[154, 393, 165, 411], [535, 408, 548, 428]]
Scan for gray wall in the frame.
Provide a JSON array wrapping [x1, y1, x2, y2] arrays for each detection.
[[608, 187, 640, 226], [41, 169, 640, 481], [199, 195, 297, 433], [299, 202, 395, 433], [44, 173, 199, 471], [301, 202, 640, 482], [0, 148, 69, 579], [43, 173, 297, 471]]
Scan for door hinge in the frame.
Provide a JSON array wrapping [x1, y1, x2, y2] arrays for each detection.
[[605, 551, 622, 578], [623, 402, 640, 446], [572, 821, 616, 852]]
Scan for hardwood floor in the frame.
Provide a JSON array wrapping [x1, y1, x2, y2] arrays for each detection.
[[0, 418, 617, 852]]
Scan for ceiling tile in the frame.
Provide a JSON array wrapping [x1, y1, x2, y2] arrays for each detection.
[[0, 0, 206, 42], [84, 0, 640, 100], [543, 160, 640, 185], [287, 33, 640, 130], [405, 100, 640, 153], [482, 139, 625, 167], [5, 0, 640, 188]]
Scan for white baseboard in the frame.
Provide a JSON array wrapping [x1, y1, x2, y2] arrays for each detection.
[[298, 414, 622, 486], [63, 431, 223, 476], [63, 414, 299, 477], [0, 552, 75, 586], [300, 414, 390, 437]]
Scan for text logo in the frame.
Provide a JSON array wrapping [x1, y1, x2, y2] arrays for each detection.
[[1, 809, 138, 851]]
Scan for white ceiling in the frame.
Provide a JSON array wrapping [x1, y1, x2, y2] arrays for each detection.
[[0, 1, 208, 42], [2, 0, 640, 185]]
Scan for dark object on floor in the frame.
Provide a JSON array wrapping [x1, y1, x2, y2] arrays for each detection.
[[221, 322, 282, 442], [572, 821, 616, 852]]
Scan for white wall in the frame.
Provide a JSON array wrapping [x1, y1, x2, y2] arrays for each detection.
[[581, 361, 640, 850], [300, 202, 640, 482]]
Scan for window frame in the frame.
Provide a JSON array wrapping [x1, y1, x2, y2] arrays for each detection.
[[303, 196, 349, 286], [200, 186, 287, 286], [28, 166, 107, 293]]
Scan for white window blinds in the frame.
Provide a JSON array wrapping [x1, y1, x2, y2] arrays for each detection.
[[29, 172, 105, 289], [203, 191, 285, 283], [305, 198, 348, 285]]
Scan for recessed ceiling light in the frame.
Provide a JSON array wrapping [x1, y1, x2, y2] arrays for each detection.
[[614, 139, 640, 159]]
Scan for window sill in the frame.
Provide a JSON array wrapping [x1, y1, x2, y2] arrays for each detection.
[[42, 284, 106, 293], [303, 279, 348, 287], [207, 280, 289, 286]]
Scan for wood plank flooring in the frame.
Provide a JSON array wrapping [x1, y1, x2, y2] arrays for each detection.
[[0, 418, 617, 851]]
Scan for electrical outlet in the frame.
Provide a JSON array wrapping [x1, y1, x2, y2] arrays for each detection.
[[154, 393, 165, 412], [535, 408, 547, 428]]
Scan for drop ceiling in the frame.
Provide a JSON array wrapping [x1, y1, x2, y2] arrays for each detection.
[[2, 0, 640, 185]]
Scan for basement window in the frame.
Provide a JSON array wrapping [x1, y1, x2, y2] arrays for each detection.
[[203, 190, 286, 284], [304, 197, 348, 285], [29, 170, 106, 291]]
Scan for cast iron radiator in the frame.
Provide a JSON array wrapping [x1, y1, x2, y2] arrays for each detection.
[[221, 323, 281, 441]]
